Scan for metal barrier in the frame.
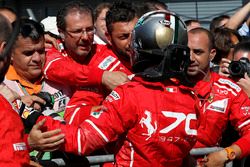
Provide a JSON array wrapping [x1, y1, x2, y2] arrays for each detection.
[[86, 154, 114, 164], [48, 147, 248, 167], [190, 147, 233, 167], [50, 154, 114, 167]]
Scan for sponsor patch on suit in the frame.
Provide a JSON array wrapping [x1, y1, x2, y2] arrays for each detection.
[[207, 98, 228, 113]]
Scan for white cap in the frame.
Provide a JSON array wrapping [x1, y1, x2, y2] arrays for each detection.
[[40, 16, 59, 36]]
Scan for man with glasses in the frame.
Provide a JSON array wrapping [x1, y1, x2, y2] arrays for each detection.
[[43, 1, 130, 123], [25, 10, 199, 167], [63, 1, 138, 125], [43, 1, 129, 109]]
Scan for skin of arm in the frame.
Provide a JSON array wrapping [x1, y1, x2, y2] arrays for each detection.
[[203, 144, 241, 167], [226, 2, 250, 30]]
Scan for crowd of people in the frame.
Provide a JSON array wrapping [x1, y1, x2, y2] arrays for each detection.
[[0, 0, 250, 167]]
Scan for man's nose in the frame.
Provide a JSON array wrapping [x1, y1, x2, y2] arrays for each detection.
[[80, 32, 89, 40], [32, 52, 42, 61], [190, 52, 195, 61]]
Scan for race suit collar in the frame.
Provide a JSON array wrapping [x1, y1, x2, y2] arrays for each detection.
[[132, 76, 194, 92], [193, 72, 217, 98]]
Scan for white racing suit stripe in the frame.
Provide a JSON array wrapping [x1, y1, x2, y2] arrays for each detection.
[[109, 61, 121, 72], [238, 119, 250, 129], [129, 142, 134, 167], [69, 107, 80, 125], [214, 83, 237, 96], [77, 129, 82, 156], [44, 57, 61, 79], [85, 119, 109, 142]]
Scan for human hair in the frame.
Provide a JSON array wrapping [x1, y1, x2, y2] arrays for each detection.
[[209, 15, 230, 33], [233, 41, 250, 55], [213, 27, 241, 64], [57, 1, 93, 31], [106, 1, 137, 34], [0, 13, 12, 43], [12, 19, 44, 42], [189, 27, 215, 51], [94, 2, 111, 21], [185, 19, 200, 27], [132, 1, 155, 18], [144, 0, 168, 11]]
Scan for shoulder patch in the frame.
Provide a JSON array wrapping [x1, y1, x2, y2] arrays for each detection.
[[106, 90, 120, 102], [13, 142, 27, 151], [109, 90, 120, 100], [207, 98, 228, 113], [218, 78, 241, 93], [98, 55, 116, 70], [90, 110, 103, 119]]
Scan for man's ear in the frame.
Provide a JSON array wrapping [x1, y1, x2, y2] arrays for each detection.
[[4, 42, 15, 64], [0, 41, 6, 54], [58, 29, 65, 40], [105, 31, 112, 45], [210, 48, 216, 61], [0, 41, 13, 64]]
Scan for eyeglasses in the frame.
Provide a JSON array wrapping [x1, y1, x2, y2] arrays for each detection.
[[65, 27, 95, 38]]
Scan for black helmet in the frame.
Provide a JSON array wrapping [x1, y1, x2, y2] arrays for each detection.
[[132, 10, 191, 84]]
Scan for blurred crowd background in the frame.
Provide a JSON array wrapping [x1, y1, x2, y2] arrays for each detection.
[[1, 0, 249, 29]]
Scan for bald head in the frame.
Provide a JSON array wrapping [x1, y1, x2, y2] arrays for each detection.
[[0, 7, 16, 23], [0, 13, 12, 82]]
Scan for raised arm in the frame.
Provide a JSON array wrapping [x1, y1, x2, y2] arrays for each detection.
[[226, 2, 250, 30]]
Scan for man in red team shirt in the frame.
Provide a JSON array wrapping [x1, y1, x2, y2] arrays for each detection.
[[0, 13, 31, 167], [64, 1, 138, 125], [187, 27, 250, 167], [29, 10, 198, 167], [43, 1, 129, 114]]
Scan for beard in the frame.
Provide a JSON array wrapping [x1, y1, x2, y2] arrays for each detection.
[[116, 49, 131, 61]]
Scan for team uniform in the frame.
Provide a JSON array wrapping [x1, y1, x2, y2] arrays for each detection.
[[64, 44, 132, 125], [43, 44, 105, 124], [37, 77, 198, 167], [43, 45, 104, 89], [0, 94, 30, 166], [194, 72, 250, 158]]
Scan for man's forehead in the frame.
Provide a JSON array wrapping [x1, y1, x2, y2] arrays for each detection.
[[112, 18, 138, 32], [15, 36, 44, 48], [235, 51, 250, 60], [65, 11, 93, 27], [65, 10, 92, 20]]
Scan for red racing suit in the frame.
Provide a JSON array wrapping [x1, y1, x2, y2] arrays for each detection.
[[64, 44, 133, 125], [43, 44, 105, 123], [194, 72, 250, 158], [0, 95, 30, 166], [38, 77, 198, 167], [43, 45, 104, 90]]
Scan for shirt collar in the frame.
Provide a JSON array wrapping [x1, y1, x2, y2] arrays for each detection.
[[6, 65, 43, 94]]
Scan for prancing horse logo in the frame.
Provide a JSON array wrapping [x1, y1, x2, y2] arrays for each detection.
[[139, 110, 157, 141]]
